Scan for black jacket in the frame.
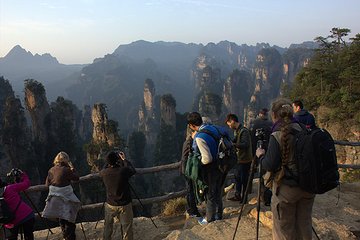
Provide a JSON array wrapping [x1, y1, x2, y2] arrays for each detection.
[[180, 136, 193, 175], [100, 160, 136, 206]]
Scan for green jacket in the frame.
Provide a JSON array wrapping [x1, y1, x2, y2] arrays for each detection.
[[234, 126, 253, 163]]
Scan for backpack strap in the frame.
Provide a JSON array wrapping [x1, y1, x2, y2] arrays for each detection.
[[199, 128, 220, 142]]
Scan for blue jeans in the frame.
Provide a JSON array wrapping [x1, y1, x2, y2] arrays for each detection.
[[234, 162, 251, 199]]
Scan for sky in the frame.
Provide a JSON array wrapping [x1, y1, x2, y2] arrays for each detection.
[[0, 0, 359, 64]]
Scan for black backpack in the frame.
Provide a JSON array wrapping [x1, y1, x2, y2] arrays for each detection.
[[199, 127, 237, 174], [0, 187, 15, 224], [292, 126, 339, 194]]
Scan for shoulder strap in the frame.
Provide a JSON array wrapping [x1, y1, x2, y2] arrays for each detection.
[[199, 128, 220, 142]]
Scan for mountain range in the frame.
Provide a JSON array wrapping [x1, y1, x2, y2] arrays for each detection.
[[0, 40, 316, 130]]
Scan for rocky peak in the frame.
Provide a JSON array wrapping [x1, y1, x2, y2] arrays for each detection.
[[0, 77, 15, 126], [24, 79, 50, 142], [223, 69, 252, 122], [144, 78, 156, 114], [87, 103, 122, 171], [1, 45, 59, 65], [160, 94, 176, 128], [198, 91, 222, 123], [253, 48, 283, 108]]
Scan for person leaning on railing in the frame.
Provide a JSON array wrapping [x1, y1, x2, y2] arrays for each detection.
[[42, 151, 81, 240]]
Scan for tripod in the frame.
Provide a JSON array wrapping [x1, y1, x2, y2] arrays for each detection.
[[129, 184, 158, 228], [22, 191, 54, 235], [232, 140, 264, 240]]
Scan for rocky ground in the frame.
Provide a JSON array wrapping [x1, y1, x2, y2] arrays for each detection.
[[35, 181, 360, 240]]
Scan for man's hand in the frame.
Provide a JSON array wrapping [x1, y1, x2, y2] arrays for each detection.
[[191, 131, 197, 139], [256, 148, 265, 158], [118, 151, 126, 161]]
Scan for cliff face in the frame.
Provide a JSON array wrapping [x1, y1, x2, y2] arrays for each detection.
[[282, 48, 313, 87], [138, 79, 159, 146], [253, 48, 283, 108], [0, 77, 20, 175], [0, 77, 38, 181], [24, 79, 51, 143], [87, 103, 123, 172], [160, 94, 176, 128], [198, 92, 222, 122], [223, 69, 253, 122]]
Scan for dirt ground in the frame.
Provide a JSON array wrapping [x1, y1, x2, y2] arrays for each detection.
[[34, 181, 360, 240]]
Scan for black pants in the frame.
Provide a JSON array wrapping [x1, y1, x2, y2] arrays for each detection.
[[204, 166, 224, 222], [5, 217, 35, 240], [234, 162, 251, 200], [185, 177, 200, 216], [59, 219, 76, 240]]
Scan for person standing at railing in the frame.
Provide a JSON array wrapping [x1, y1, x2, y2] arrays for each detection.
[[42, 151, 81, 240], [180, 126, 201, 218], [100, 151, 136, 240]]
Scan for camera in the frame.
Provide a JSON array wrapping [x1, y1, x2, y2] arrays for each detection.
[[255, 128, 266, 149], [7, 168, 23, 183]]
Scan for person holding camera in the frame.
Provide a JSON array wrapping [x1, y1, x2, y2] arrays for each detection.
[[0, 169, 35, 240], [42, 151, 81, 240], [250, 108, 272, 154], [99, 151, 136, 240], [225, 114, 253, 202], [256, 98, 315, 240]]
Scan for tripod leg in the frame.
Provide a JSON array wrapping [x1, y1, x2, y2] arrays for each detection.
[[129, 184, 158, 228], [256, 160, 263, 240], [22, 191, 54, 235], [95, 201, 106, 229], [232, 157, 257, 240]]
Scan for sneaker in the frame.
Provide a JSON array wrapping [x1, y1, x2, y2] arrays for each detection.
[[198, 217, 208, 225], [186, 211, 201, 218], [215, 214, 222, 221]]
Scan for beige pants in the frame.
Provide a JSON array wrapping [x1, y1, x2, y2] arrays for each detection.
[[104, 202, 133, 240], [271, 182, 315, 240]]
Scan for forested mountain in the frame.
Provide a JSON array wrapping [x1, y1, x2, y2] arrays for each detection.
[[65, 40, 316, 130], [290, 28, 360, 133]]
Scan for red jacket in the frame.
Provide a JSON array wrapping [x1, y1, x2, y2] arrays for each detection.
[[3, 172, 33, 228]]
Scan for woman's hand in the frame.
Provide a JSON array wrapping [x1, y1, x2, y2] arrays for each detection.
[[118, 151, 126, 161], [68, 161, 75, 170]]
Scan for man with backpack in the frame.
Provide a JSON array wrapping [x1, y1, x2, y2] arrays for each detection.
[[187, 112, 228, 225], [225, 114, 253, 202], [292, 100, 316, 129]]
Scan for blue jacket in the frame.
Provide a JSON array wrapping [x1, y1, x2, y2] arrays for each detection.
[[193, 124, 230, 164]]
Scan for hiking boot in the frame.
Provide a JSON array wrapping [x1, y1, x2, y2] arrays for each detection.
[[197, 217, 208, 225]]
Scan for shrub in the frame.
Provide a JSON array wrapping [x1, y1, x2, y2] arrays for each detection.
[[162, 197, 187, 216]]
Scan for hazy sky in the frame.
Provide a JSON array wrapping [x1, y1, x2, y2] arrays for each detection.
[[0, 0, 359, 64]]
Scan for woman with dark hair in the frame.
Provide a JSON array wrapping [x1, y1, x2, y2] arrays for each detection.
[[256, 98, 315, 240], [42, 151, 81, 240], [1, 170, 35, 240]]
